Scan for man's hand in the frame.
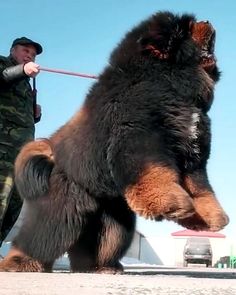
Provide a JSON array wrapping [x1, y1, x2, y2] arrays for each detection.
[[24, 62, 40, 78]]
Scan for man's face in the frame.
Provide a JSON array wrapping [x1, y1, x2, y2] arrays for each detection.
[[10, 44, 37, 64]]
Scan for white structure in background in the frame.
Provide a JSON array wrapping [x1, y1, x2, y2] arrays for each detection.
[[126, 229, 235, 267], [171, 230, 229, 267]]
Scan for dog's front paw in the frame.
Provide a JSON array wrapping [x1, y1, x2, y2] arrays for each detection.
[[177, 193, 229, 231], [176, 213, 209, 231], [125, 182, 195, 220]]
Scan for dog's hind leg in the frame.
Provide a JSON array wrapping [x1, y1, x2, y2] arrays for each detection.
[[68, 197, 136, 274], [95, 198, 136, 274]]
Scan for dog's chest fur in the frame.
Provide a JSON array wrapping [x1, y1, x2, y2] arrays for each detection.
[[188, 112, 200, 155], [166, 109, 204, 168]]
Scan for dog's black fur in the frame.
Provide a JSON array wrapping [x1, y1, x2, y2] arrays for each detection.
[[0, 11, 228, 272]]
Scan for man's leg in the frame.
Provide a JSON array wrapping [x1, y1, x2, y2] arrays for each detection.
[[0, 143, 21, 247], [1, 187, 23, 243], [0, 171, 14, 247], [0, 127, 33, 247]]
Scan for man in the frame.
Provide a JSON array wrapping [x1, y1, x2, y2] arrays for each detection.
[[0, 37, 43, 247]]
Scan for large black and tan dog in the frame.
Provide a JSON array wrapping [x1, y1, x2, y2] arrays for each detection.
[[0, 11, 228, 272]]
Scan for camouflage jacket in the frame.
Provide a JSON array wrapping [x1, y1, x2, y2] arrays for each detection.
[[0, 55, 35, 147]]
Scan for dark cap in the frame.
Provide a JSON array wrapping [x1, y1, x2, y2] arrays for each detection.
[[11, 37, 43, 55]]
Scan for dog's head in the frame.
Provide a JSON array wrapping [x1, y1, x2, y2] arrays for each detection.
[[110, 12, 197, 65], [139, 14, 217, 71], [110, 12, 219, 79], [138, 12, 195, 62]]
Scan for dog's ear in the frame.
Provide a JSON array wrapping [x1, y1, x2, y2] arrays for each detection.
[[138, 35, 170, 60], [137, 24, 171, 60], [137, 13, 176, 60]]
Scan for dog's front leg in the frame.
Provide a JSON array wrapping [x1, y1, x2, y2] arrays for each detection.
[[178, 169, 229, 231]]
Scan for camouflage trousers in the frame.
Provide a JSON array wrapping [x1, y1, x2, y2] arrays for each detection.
[[0, 123, 34, 246], [0, 143, 23, 246]]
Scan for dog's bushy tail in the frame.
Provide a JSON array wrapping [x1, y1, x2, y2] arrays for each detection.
[[15, 139, 54, 200]]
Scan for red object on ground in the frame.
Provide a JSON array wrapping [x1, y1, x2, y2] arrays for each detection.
[[171, 229, 226, 238]]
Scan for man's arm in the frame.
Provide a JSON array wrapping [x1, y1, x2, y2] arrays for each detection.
[[0, 61, 40, 82], [1, 64, 26, 82], [0, 59, 42, 123]]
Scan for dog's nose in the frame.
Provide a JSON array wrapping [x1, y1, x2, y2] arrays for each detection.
[[204, 21, 209, 24]]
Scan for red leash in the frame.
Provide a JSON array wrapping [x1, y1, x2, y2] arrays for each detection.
[[40, 66, 98, 80]]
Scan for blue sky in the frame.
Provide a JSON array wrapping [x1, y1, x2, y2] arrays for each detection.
[[1, 0, 236, 238]]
